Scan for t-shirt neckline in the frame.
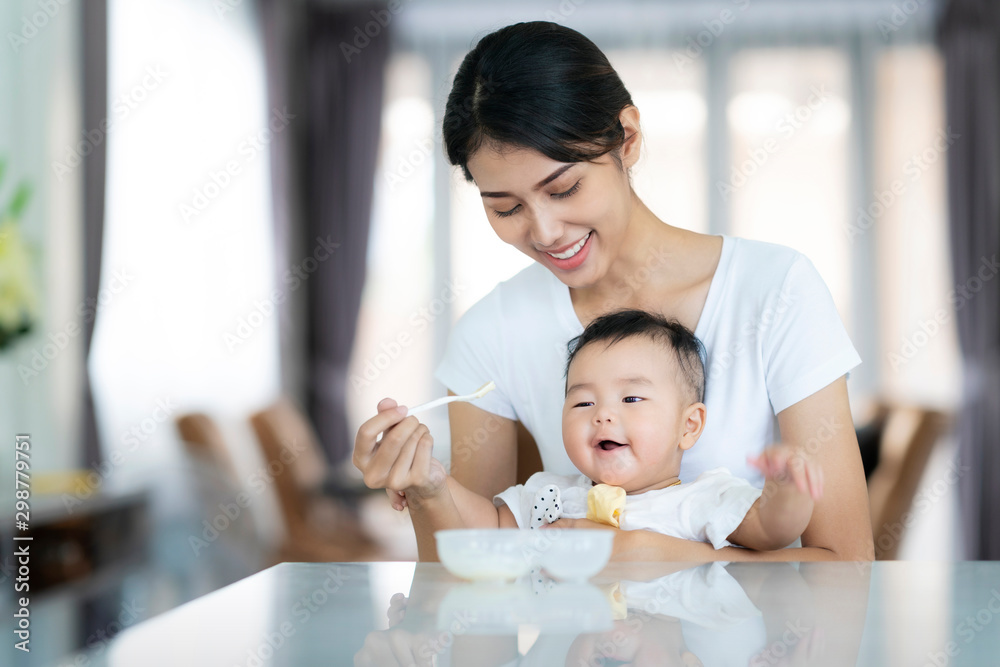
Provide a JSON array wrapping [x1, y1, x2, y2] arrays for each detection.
[[550, 234, 733, 339]]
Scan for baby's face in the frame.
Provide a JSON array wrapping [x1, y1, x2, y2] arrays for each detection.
[[562, 336, 701, 494]]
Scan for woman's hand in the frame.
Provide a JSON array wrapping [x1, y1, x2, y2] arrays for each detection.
[[353, 398, 446, 502]]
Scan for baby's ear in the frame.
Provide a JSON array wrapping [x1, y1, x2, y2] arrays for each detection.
[[680, 402, 707, 449]]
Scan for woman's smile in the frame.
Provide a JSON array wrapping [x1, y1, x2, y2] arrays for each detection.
[[542, 230, 593, 270]]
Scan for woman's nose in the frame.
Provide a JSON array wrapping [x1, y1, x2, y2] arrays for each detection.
[[530, 210, 564, 249]]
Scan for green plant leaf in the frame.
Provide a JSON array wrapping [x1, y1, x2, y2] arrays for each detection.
[[8, 183, 31, 219]]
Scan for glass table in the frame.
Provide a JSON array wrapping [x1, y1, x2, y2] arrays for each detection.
[[47, 560, 1000, 666]]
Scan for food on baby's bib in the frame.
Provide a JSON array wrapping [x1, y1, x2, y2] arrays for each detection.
[[587, 484, 626, 528]]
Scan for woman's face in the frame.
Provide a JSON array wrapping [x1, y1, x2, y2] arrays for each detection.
[[465, 142, 636, 289]]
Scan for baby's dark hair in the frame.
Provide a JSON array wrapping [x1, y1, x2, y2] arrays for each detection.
[[565, 309, 707, 404]]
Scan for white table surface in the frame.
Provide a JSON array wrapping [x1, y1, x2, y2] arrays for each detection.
[[50, 560, 1000, 666]]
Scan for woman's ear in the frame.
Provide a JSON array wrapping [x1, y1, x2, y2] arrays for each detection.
[[679, 402, 707, 451], [618, 105, 643, 170]]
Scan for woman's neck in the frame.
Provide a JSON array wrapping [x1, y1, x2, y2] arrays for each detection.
[[572, 196, 693, 312]]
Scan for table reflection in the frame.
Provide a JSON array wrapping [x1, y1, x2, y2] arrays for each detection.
[[355, 561, 871, 667]]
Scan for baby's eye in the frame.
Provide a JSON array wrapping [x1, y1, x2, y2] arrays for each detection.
[[573, 401, 594, 408], [623, 396, 643, 403]]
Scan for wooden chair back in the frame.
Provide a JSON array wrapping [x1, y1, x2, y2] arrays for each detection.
[[867, 405, 950, 559]]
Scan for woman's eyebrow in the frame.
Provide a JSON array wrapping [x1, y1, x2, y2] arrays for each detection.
[[480, 164, 574, 198]]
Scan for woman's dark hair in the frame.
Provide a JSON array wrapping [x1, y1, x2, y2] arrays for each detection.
[[565, 309, 707, 404], [443, 21, 634, 182]]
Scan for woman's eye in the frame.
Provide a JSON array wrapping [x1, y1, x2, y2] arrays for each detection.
[[623, 396, 643, 403], [492, 181, 579, 218], [493, 204, 521, 218], [552, 181, 581, 199]]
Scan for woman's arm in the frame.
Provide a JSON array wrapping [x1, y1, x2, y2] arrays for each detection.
[[580, 376, 874, 561], [447, 394, 520, 499], [781, 375, 873, 560]]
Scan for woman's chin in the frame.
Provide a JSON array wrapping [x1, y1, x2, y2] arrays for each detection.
[[543, 259, 604, 290]]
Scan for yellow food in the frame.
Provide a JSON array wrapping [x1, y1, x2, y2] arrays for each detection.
[[587, 484, 626, 528]]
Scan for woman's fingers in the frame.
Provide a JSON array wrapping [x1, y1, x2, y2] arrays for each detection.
[[385, 425, 424, 491], [353, 401, 409, 472], [361, 416, 423, 489], [411, 431, 435, 486]]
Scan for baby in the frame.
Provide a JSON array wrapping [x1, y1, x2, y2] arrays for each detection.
[[354, 309, 822, 555]]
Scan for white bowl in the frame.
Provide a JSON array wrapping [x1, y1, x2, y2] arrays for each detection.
[[527, 528, 614, 582], [436, 529, 533, 582]]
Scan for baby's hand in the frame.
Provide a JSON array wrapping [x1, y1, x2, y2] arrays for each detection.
[[353, 398, 447, 500], [748, 444, 823, 501]]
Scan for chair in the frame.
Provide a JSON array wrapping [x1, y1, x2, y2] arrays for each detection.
[[176, 412, 270, 577], [176, 413, 241, 483], [866, 405, 951, 560], [248, 397, 380, 562]]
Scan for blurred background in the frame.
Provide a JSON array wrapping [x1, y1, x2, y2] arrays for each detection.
[[0, 0, 998, 663]]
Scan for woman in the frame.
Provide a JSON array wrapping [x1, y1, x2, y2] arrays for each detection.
[[357, 21, 873, 561]]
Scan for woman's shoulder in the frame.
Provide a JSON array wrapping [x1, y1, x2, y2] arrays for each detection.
[[726, 235, 807, 276], [722, 236, 821, 298]]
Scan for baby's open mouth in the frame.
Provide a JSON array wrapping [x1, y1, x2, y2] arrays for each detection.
[[597, 440, 627, 451]]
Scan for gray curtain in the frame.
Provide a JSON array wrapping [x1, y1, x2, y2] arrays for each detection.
[[939, 0, 1000, 559], [81, 0, 107, 469], [259, 0, 307, 405], [303, 3, 390, 465]]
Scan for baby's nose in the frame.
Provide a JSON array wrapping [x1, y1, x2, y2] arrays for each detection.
[[594, 409, 615, 423]]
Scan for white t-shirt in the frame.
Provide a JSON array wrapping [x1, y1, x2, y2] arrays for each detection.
[[435, 235, 861, 487], [495, 468, 763, 549]]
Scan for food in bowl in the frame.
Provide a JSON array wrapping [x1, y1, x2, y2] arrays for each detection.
[[527, 528, 614, 582], [436, 529, 533, 582]]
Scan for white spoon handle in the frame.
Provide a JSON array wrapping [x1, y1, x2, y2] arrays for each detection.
[[406, 381, 496, 416], [407, 395, 460, 416]]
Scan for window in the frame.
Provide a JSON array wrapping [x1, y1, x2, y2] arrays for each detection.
[[93, 0, 280, 481], [727, 47, 853, 328]]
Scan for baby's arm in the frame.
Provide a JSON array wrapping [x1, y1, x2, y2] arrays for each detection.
[[728, 445, 823, 551], [408, 478, 519, 560], [353, 399, 516, 560]]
